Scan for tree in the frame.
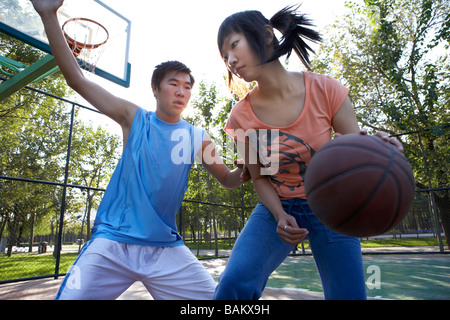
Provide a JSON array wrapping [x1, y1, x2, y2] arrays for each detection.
[[182, 79, 257, 247], [312, 0, 449, 246], [1, 32, 73, 255], [69, 122, 121, 240], [0, 31, 121, 256], [0, 92, 72, 255]]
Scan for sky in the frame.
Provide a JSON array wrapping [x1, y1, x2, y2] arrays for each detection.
[[84, 0, 365, 111]]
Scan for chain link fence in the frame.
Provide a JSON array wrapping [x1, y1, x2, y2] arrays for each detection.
[[1, 83, 449, 284]]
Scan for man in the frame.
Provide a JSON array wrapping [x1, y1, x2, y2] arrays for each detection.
[[31, 0, 247, 299]]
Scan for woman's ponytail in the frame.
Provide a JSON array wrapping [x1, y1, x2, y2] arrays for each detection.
[[217, 5, 322, 86], [269, 5, 322, 70]]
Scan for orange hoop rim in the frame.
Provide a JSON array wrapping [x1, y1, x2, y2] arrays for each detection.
[[62, 17, 109, 52]]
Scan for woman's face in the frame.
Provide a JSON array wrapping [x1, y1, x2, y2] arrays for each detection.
[[221, 32, 263, 83]]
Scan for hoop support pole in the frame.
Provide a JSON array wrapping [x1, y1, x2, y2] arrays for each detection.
[[0, 54, 58, 101]]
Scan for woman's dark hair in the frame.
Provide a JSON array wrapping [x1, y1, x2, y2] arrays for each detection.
[[151, 60, 195, 89], [217, 4, 322, 86]]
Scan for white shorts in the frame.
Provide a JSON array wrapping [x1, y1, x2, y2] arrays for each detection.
[[56, 238, 216, 300]]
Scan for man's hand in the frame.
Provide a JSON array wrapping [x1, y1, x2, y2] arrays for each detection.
[[234, 159, 251, 184], [30, 0, 64, 16]]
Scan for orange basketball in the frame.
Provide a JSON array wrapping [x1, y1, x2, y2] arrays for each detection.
[[304, 134, 415, 237]]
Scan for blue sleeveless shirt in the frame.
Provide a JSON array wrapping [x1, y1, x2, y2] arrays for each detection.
[[91, 107, 205, 246]]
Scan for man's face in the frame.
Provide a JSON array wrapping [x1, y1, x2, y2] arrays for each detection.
[[153, 71, 192, 123]]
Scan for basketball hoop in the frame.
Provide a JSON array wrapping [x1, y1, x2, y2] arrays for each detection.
[[62, 17, 109, 74]]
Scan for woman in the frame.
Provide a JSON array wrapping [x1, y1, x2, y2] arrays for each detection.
[[214, 6, 402, 300]]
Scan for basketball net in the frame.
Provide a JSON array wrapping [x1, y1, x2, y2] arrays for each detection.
[[62, 18, 109, 76]]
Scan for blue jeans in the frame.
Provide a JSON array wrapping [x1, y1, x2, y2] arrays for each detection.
[[214, 199, 367, 300]]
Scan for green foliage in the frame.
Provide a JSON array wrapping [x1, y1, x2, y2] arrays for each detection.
[[313, 0, 449, 188], [0, 33, 121, 255], [312, 0, 449, 247], [181, 80, 258, 244]]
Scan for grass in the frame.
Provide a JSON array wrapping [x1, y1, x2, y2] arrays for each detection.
[[185, 239, 235, 251], [186, 236, 446, 250], [187, 237, 446, 251], [361, 237, 446, 248], [0, 252, 78, 282]]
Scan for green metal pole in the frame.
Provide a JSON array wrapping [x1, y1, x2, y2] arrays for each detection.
[[0, 55, 57, 101]]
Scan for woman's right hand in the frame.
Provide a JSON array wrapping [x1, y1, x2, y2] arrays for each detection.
[[276, 213, 309, 246]]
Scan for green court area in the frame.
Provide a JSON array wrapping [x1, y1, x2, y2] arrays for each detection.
[[267, 255, 450, 300]]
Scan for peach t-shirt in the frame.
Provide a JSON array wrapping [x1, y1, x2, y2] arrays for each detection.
[[224, 72, 349, 199]]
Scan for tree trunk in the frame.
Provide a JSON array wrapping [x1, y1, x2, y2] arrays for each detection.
[[435, 190, 450, 250], [28, 210, 36, 253]]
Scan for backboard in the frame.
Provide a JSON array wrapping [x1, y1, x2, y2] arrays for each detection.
[[0, 0, 131, 87]]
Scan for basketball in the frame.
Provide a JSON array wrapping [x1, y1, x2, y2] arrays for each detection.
[[304, 133, 415, 237]]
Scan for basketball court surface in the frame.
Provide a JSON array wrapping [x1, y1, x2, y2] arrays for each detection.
[[1, 255, 448, 300], [0, 258, 324, 300]]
